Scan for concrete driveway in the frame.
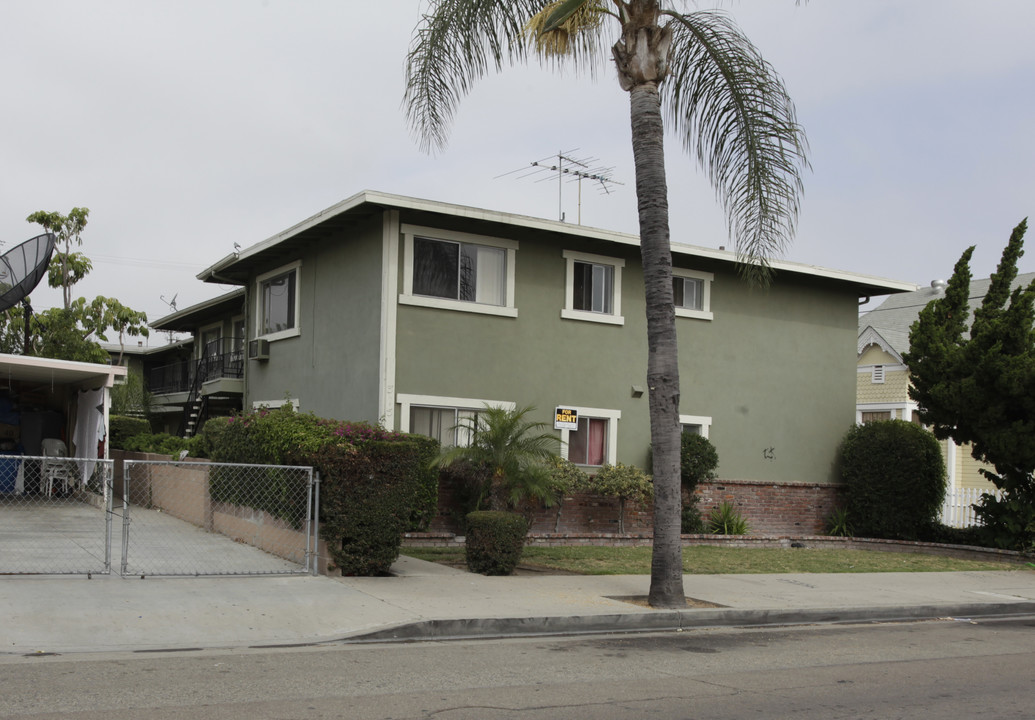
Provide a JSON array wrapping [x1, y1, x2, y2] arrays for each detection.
[[0, 495, 306, 576]]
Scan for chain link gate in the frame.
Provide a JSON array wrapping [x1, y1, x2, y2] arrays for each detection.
[[120, 460, 318, 577], [1, 458, 318, 577], [0, 456, 115, 575]]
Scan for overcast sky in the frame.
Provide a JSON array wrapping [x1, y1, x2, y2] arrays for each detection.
[[2, 1, 1033, 343]]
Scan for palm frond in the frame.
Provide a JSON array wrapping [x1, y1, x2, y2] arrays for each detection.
[[525, 0, 609, 61], [404, 0, 546, 153], [406, 0, 615, 152], [662, 10, 808, 285]]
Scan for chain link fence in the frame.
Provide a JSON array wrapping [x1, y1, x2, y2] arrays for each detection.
[[120, 460, 317, 577], [1, 457, 317, 576], [0, 456, 114, 575]]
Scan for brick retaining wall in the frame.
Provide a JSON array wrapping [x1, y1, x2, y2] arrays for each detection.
[[428, 474, 843, 537]]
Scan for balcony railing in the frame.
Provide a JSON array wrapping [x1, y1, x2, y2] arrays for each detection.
[[149, 337, 245, 396]]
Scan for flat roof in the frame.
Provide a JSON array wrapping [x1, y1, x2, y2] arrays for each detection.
[[0, 354, 127, 391]]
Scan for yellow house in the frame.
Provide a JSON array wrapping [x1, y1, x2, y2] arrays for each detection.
[[856, 274, 1034, 521]]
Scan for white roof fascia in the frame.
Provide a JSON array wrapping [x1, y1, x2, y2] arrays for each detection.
[[858, 326, 906, 363], [150, 288, 246, 328], [199, 190, 917, 295], [0, 353, 127, 390]]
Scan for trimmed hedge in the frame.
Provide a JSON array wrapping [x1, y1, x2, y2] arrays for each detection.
[[121, 432, 192, 457], [464, 510, 528, 575], [109, 415, 151, 450], [199, 408, 439, 533], [839, 420, 946, 540], [315, 441, 421, 576]]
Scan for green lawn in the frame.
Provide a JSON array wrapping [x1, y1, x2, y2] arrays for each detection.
[[403, 545, 1029, 575]]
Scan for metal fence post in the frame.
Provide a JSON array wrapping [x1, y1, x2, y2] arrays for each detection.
[[309, 470, 321, 576], [104, 464, 113, 574]]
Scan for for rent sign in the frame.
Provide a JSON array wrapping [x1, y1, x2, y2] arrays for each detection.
[[554, 407, 578, 430]]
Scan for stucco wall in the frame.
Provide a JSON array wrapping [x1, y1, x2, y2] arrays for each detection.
[[245, 214, 384, 421], [394, 216, 859, 485]]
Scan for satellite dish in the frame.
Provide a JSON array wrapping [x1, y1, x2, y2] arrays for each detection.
[[0, 233, 56, 312]]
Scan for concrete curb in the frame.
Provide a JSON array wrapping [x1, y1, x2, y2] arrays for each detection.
[[342, 601, 1035, 644]]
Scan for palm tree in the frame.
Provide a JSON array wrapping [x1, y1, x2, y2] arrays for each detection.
[[436, 404, 561, 512], [405, 0, 807, 607]]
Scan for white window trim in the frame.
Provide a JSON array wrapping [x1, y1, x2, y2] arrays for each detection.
[[255, 260, 302, 342], [252, 398, 301, 411], [855, 402, 917, 424], [396, 393, 517, 433], [679, 414, 712, 439], [558, 405, 621, 466], [561, 250, 625, 326], [672, 268, 714, 321], [871, 365, 885, 384], [400, 224, 518, 318]]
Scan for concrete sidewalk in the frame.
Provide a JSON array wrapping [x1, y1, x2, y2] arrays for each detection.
[[3, 556, 1035, 656]]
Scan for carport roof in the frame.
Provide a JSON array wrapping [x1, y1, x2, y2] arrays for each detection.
[[0, 354, 126, 391]]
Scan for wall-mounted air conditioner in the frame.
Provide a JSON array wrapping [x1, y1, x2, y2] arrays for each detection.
[[248, 339, 270, 361]]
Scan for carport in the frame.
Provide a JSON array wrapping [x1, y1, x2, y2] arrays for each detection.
[[0, 353, 125, 470]]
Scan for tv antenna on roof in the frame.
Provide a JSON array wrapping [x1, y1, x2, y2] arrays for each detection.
[[496, 149, 622, 224], [161, 293, 178, 312]]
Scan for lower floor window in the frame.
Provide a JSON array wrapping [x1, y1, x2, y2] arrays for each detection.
[[861, 411, 892, 423], [409, 406, 479, 448], [567, 417, 608, 466]]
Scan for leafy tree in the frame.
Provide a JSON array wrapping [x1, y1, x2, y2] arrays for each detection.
[[904, 219, 1035, 550], [25, 207, 89, 310], [405, 1, 807, 606], [111, 370, 153, 419], [20, 208, 150, 362], [435, 405, 562, 512], [584, 462, 653, 533]]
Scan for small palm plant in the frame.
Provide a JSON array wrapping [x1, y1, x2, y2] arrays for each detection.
[[435, 405, 561, 512]]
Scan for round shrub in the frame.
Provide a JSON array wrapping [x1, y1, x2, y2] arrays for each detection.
[[839, 420, 946, 540], [680, 432, 718, 490], [465, 510, 528, 575], [109, 415, 151, 450], [584, 462, 653, 534]]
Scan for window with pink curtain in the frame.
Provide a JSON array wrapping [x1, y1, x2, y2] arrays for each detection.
[[569, 417, 607, 466]]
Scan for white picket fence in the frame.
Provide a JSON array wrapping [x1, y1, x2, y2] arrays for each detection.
[[940, 486, 1002, 528]]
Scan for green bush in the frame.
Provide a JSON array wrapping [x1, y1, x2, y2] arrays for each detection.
[[708, 501, 749, 535], [838, 420, 946, 540], [681, 503, 705, 534], [315, 441, 421, 576], [826, 507, 853, 537], [464, 510, 528, 575], [109, 415, 150, 449], [121, 432, 192, 457], [201, 408, 437, 532], [583, 462, 653, 534], [544, 457, 590, 532], [680, 432, 718, 490]]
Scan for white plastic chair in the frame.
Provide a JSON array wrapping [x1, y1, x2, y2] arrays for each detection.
[[40, 438, 71, 497]]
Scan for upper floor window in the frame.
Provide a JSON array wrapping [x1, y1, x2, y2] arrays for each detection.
[[256, 261, 301, 342], [401, 225, 518, 318], [672, 268, 713, 321], [562, 250, 625, 326]]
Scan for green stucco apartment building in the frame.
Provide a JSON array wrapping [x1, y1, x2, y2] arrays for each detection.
[[161, 191, 913, 531]]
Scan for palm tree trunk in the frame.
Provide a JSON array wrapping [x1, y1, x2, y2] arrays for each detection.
[[628, 81, 686, 608]]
